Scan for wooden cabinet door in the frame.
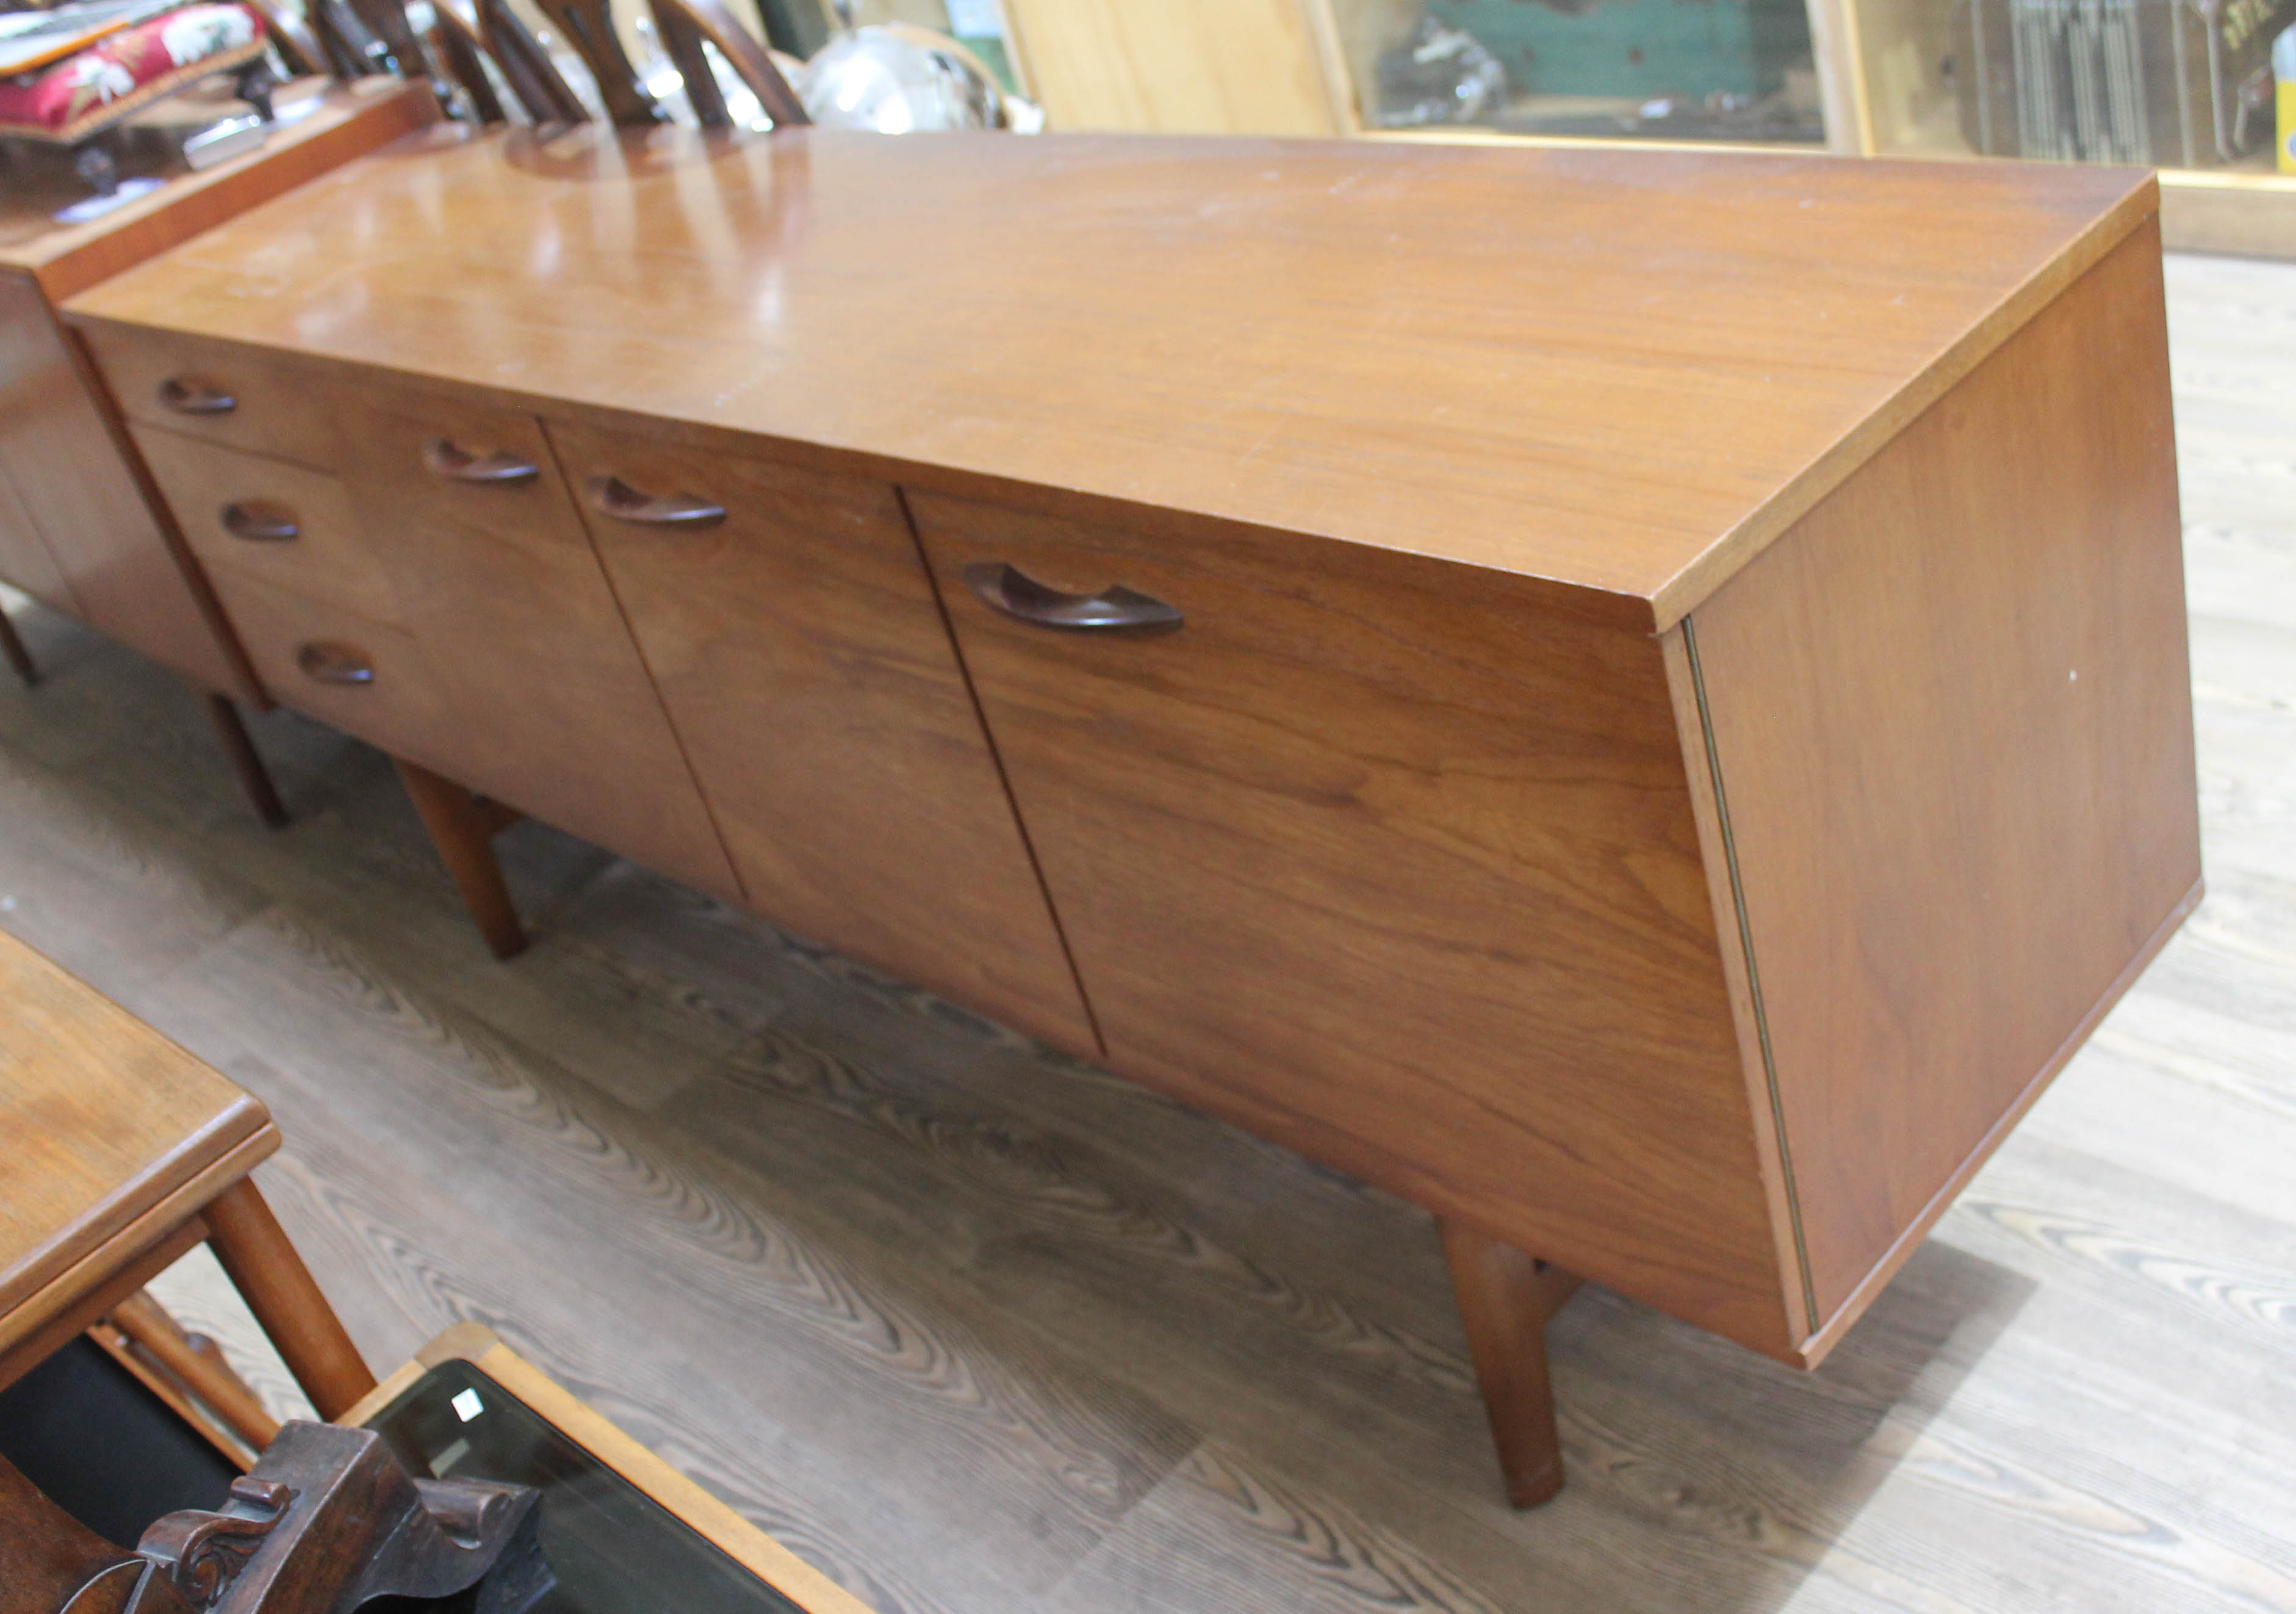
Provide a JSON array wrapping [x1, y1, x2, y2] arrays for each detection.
[[553, 421, 1096, 1056], [908, 492, 1794, 1351], [326, 382, 740, 903]]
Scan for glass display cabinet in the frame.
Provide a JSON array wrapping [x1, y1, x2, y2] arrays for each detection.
[[963, 0, 2296, 253], [1324, 0, 1827, 145], [1310, 0, 2296, 249], [434, 0, 2296, 253]]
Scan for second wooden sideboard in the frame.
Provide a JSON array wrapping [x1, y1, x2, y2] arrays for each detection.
[[62, 124, 2201, 1505]]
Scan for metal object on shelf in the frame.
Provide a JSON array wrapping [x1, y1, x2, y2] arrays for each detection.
[[183, 112, 268, 170], [1959, 0, 2296, 165], [1372, 15, 1506, 126], [797, 21, 1039, 131]]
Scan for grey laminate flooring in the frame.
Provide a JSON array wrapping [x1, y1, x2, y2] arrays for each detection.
[[5, 251, 2294, 1613]]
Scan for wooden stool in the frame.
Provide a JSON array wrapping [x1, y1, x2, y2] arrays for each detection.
[[0, 930, 376, 1429]]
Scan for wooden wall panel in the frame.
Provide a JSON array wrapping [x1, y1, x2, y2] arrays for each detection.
[[1683, 218, 2201, 1340], [1002, 0, 1342, 135]]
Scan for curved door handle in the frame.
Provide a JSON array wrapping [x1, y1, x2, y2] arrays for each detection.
[[219, 500, 299, 543], [295, 641, 374, 686], [422, 438, 539, 486], [159, 377, 236, 415], [584, 475, 727, 529], [962, 562, 1182, 633]]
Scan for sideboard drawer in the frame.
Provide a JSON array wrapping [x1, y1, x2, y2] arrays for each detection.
[[208, 570, 452, 762], [552, 420, 1096, 1056], [81, 325, 344, 470], [132, 426, 403, 628]]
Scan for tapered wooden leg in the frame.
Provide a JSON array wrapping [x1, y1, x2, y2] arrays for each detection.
[[1439, 1216, 1584, 1508], [0, 607, 34, 687], [391, 754, 528, 959], [203, 1177, 378, 1421], [201, 690, 289, 828]]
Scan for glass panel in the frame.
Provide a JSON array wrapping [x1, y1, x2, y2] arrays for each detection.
[[363, 1361, 808, 1614], [1328, 0, 1827, 142], [1852, 0, 2296, 170]]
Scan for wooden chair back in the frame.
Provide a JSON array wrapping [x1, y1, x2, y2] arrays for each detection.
[[530, 0, 658, 124], [344, 0, 437, 90], [422, 0, 506, 123], [647, 0, 808, 128], [426, 0, 589, 127], [238, 0, 331, 77], [272, 0, 803, 134]]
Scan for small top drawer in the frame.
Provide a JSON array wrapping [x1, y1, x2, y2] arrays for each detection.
[[81, 323, 345, 470], [132, 425, 403, 628]]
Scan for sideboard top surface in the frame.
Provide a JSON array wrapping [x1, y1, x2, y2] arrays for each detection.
[[64, 123, 2151, 624]]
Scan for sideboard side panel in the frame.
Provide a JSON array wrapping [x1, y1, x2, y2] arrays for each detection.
[[1686, 217, 2201, 1342], [912, 496, 1794, 1352], [0, 441, 75, 614], [0, 276, 248, 697]]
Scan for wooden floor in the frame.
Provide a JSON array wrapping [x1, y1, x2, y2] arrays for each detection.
[[5, 251, 2294, 1613]]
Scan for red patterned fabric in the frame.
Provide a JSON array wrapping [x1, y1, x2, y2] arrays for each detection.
[[0, 4, 267, 142]]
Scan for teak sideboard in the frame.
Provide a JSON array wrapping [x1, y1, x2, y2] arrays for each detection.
[[59, 124, 2201, 1505]]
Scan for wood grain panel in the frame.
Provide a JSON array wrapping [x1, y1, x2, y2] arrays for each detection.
[[63, 127, 2154, 625], [908, 492, 1794, 1353], [1001, 0, 1341, 135], [326, 379, 741, 902], [553, 420, 1096, 1056], [0, 274, 247, 695], [134, 426, 404, 627], [207, 568, 454, 762], [1683, 220, 2202, 1336]]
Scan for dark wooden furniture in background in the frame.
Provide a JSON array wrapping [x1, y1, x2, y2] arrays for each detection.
[[59, 127, 2201, 1503], [0, 74, 433, 826], [0, 927, 376, 1423]]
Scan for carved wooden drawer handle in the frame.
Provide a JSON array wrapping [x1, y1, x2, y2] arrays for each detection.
[[219, 500, 299, 543], [962, 562, 1182, 633], [295, 641, 374, 686], [422, 438, 539, 486], [159, 377, 236, 415], [584, 475, 726, 529]]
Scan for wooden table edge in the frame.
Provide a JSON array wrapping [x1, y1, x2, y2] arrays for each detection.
[[0, 1111, 277, 1338], [343, 1325, 879, 1614]]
